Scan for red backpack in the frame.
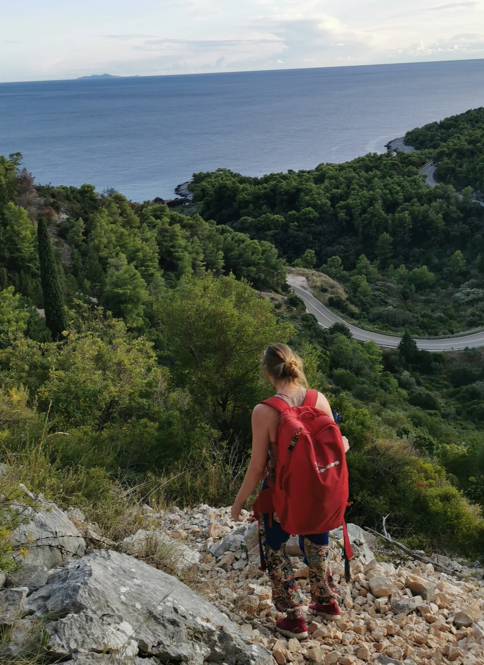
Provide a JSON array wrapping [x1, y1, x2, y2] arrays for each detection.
[[253, 389, 353, 568]]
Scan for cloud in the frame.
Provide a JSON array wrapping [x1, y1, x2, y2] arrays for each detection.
[[2, 0, 484, 82], [258, 17, 373, 65], [391, 32, 484, 59], [105, 34, 157, 40], [427, 2, 476, 10], [141, 38, 281, 48]]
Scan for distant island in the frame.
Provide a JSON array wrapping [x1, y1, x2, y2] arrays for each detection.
[[76, 73, 121, 80]]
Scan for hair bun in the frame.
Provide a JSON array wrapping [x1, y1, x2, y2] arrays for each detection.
[[285, 358, 298, 374]]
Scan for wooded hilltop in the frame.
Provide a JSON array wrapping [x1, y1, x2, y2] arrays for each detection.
[[1, 108, 484, 575]]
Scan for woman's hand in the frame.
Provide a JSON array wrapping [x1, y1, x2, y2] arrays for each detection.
[[231, 502, 244, 522], [342, 436, 350, 453]]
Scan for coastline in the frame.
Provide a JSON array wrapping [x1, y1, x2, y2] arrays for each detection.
[[385, 136, 415, 153], [174, 181, 193, 200], [171, 137, 414, 202]]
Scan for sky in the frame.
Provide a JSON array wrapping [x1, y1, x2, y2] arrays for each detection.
[[1, 0, 484, 82]]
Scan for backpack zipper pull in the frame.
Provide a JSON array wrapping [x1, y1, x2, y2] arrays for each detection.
[[288, 428, 302, 451]]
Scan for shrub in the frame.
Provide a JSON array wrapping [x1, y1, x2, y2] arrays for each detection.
[[328, 296, 351, 314], [332, 369, 357, 390], [287, 293, 306, 311], [409, 389, 441, 412]]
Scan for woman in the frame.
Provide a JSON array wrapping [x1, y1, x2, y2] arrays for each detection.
[[231, 343, 350, 640]]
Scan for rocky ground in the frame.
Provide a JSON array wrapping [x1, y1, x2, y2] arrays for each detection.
[[145, 504, 484, 665], [1, 489, 483, 665]]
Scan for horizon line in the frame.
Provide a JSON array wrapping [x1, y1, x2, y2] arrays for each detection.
[[1, 55, 484, 86]]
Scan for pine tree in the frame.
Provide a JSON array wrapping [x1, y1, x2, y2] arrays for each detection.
[[101, 253, 149, 326], [398, 331, 419, 365], [37, 216, 68, 341]]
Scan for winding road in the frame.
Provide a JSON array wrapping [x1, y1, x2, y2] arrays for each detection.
[[420, 161, 484, 207], [287, 277, 484, 352], [284, 140, 484, 351], [420, 162, 439, 189]]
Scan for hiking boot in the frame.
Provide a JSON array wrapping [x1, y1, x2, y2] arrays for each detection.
[[275, 615, 308, 639], [309, 599, 341, 620]]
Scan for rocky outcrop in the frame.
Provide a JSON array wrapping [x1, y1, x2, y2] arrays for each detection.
[[11, 494, 86, 571], [22, 549, 272, 664], [1, 496, 484, 665]]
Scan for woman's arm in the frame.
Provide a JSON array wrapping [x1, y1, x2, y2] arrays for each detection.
[[231, 404, 272, 522]]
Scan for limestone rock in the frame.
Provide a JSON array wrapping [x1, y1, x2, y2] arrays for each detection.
[[242, 595, 260, 615], [374, 657, 404, 665], [287, 534, 304, 556], [391, 596, 422, 615], [307, 645, 325, 662], [210, 529, 247, 557], [25, 549, 272, 664], [288, 637, 302, 653], [218, 552, 235, 571], [370, 574, 394, 598], [356, 643, 371, 661], [209, 522, 228, 538], [47, 610, 138, 659], [12, 500, 85, 569], [454, 609, 476, 628], [0, 587, 28, 626], [295, 565, 309, 579], [405, 574, 436, 601], [244, 520, 261, 567], [273, 647, 287, 664], [6, 564, 49, 591], [0, 617, 40, 659], [331, 523, 376, 565]]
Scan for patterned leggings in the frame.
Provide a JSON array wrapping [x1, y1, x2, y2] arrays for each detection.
[[261, 513, 339, 617]]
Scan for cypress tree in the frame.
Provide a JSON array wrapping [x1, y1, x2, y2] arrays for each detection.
[[398, 330, 419, 365], [37, 216, 67, 340]]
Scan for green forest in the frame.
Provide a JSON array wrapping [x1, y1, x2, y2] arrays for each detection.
[[405, 106, 484, 194], [189, 130, 484, 336], [1, 107, 484, 567]]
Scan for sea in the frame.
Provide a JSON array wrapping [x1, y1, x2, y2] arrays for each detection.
[[1, 59, 483, 202]]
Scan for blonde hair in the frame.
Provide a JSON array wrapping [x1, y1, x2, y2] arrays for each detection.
[[262, 344, 308, 387]]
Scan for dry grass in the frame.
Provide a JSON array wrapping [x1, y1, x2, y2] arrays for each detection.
[[286, 267, 353, 307]]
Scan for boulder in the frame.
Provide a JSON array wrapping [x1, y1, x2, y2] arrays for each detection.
[[405, 574, 436, 601], [454, 609, 477, 628], [12, 500, 85, 570], [391, 596, 422, 615], [0, 587, 28, 626], [244, 520, 261, 568], [331, 523, 376, 564], [369, 574, 394, 598], [122, 529, 200, 571], [6, 564, 49, 591], [0, 617, 39, 659], [208, 523, 228, 538], [210, 528, 247, 558], [25, 549, 272, 664]]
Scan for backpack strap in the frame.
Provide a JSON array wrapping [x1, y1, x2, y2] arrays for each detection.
[[303, 389, 318, 407], [262, 396, 292, 412]]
